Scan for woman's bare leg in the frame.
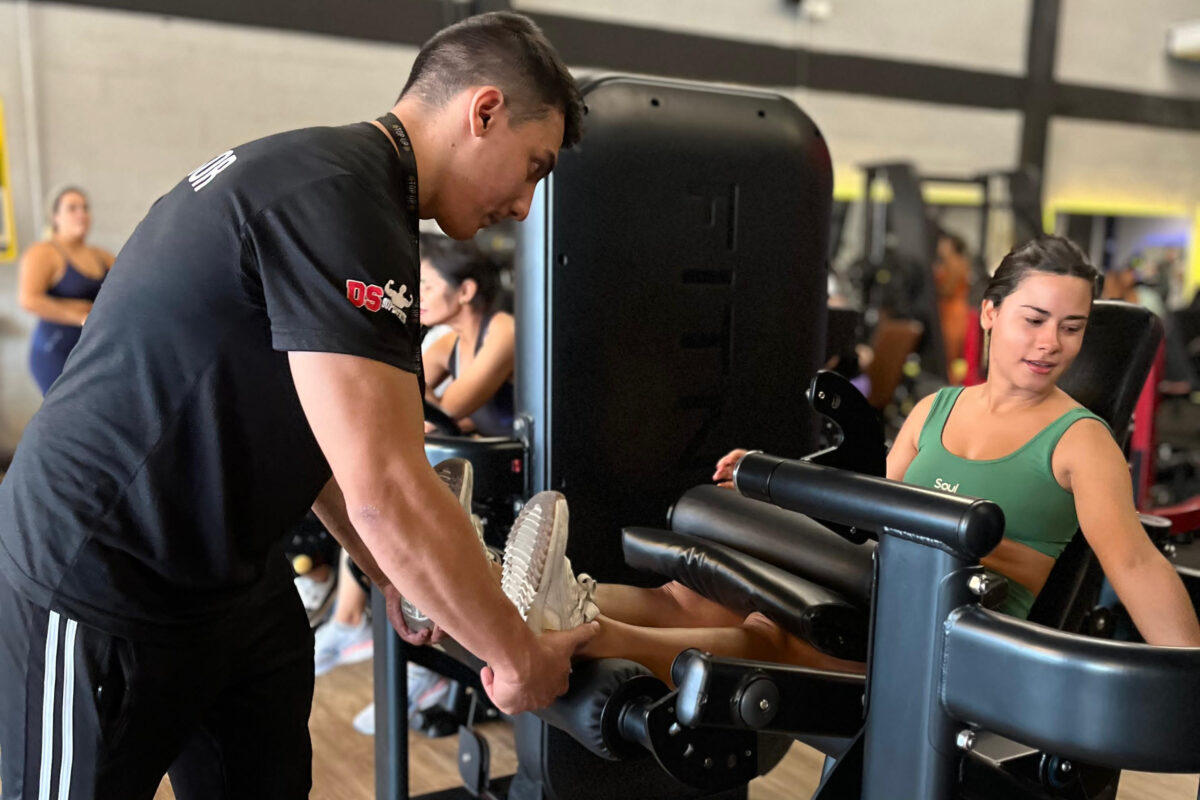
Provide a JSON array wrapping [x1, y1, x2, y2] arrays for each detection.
[[577, 611, 863, 686], [593, 581, 747, 629], [332, 551, 368, 626]]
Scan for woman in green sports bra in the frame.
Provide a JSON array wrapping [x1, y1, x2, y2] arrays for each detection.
[[886, 236, 1197, 640], [713, 235, 1200, 655]]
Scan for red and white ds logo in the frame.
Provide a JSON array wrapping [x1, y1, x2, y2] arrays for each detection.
[[346, 280, 385, 312], [346, 279, 413, 323]]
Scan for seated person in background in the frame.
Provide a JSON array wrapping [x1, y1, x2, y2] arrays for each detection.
[[19, 186, 114, 395], [473, 235, 1200, 686], [419, 233, 515, 436], [933, 227, 970, 381], [1102, 260, 1166, 319]]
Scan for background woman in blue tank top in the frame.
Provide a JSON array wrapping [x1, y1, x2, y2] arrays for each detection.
[[18, 187, 113, 395]]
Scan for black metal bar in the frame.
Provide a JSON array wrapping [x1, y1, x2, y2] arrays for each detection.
[[861, 537, 982, 800], [734, 454, 1005, 561], [1019, 0, 1061, 175], [672, 649, 865, 738], [1054, 82, 1200, 132], [941, 606, 1200, 773], [373, 587, 410, 800]]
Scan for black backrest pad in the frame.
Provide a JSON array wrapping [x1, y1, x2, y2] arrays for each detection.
[[1057, 300, 1162, 436], [516, 76, 833, 583]]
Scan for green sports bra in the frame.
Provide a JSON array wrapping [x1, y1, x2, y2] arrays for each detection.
[[903, 387, 1108, 618]]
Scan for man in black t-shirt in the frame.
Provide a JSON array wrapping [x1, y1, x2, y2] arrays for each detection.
[[0, 13, 594, 799]]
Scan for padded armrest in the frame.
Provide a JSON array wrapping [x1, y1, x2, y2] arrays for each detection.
[[623, 527, 868, 661], [1152, 496, 1200, 536], [1138, 513, 1171, 546]]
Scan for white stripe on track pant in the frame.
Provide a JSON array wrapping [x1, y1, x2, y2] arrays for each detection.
[[32, 611, 80, 800]]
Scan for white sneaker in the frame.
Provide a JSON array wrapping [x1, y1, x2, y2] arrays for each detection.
[[352, 702, 375, 736], [313, 617, 373, 676], [295, 567, 336, 627], [501, 491, 599, 633], [350, 666, 453, 736], [400, 458, 494, 631]]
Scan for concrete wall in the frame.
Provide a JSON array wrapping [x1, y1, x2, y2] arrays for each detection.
[[1, 0, 1199, 447], [1045, 118, 1200, 210], [516, 0, 1031, 74], [1057, 0, 1200, 98], [1, 2, 43, 447], [0, 2, 420, 447]]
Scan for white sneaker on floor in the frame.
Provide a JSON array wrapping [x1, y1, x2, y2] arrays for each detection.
[[350, 665, 452, 736], [313, 617, 373, 676], [501, 491, 599, 633], [295, 567, 336, 627], [352, 703, 375, 736], [400, 458, 495, 631]]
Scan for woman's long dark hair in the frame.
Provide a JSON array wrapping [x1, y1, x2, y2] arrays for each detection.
[[983, 235, 1101, 308], [420, 233, 501, 314]]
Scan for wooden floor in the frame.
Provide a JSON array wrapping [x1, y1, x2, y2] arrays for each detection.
[[150, 659, 1198, 799]]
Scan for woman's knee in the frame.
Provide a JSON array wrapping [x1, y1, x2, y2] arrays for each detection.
[[661, 582, 742, 625]]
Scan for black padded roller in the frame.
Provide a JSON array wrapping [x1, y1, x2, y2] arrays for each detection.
[[623, 527, 868, 661], [670, 484, 874, 606], [534, 658, 669, 761]]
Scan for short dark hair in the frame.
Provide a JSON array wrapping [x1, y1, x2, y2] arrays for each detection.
[[401, 12, 583, 149], [983, 235, 1101, 308], [48, 186, 87, 234], [937, 227, 967, 256], [420, 233, 502, 314]]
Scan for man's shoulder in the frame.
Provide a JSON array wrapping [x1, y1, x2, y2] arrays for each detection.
[[239, 124, 397, 215], [239, 122, 371, 158]]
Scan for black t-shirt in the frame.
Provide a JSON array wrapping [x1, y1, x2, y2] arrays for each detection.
[[0, 119, 423, 640]]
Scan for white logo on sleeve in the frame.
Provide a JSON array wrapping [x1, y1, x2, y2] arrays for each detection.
[[382, 280, 414, 322], [188, 150, 237, 192], [346, 279, 414, 323]]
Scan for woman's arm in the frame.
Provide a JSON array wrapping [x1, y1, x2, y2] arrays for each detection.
[[95, 247, 116, 271], [1061, 419, 1200, 646], [437, 312, 515, 421], [885, 393, 935, 480], [422, 331, 455, 402], [18, 244, 92, 325]]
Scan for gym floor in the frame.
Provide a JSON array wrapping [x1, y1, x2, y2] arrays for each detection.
[[145, 659, 1200, 799]]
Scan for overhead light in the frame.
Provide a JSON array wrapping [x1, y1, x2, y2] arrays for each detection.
[[1166, 20, 1200, 62]]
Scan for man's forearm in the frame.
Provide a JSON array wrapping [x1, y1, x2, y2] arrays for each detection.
[[345, 465, 536, 670], [311, 477, 390, 589]]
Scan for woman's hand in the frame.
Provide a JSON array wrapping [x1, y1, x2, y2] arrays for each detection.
[[712, 448, 750, 489]]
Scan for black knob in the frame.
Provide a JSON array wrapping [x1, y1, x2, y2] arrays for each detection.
[[734, 677, 780, 729]]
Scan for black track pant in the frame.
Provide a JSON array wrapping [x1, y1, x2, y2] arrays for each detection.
[[0, 572, 314, 800]]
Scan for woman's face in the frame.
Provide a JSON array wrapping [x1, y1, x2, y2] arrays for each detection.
[[419, 260, 466, 327], [53, 192, 90, 240], [981, 272, 1093, 392]]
